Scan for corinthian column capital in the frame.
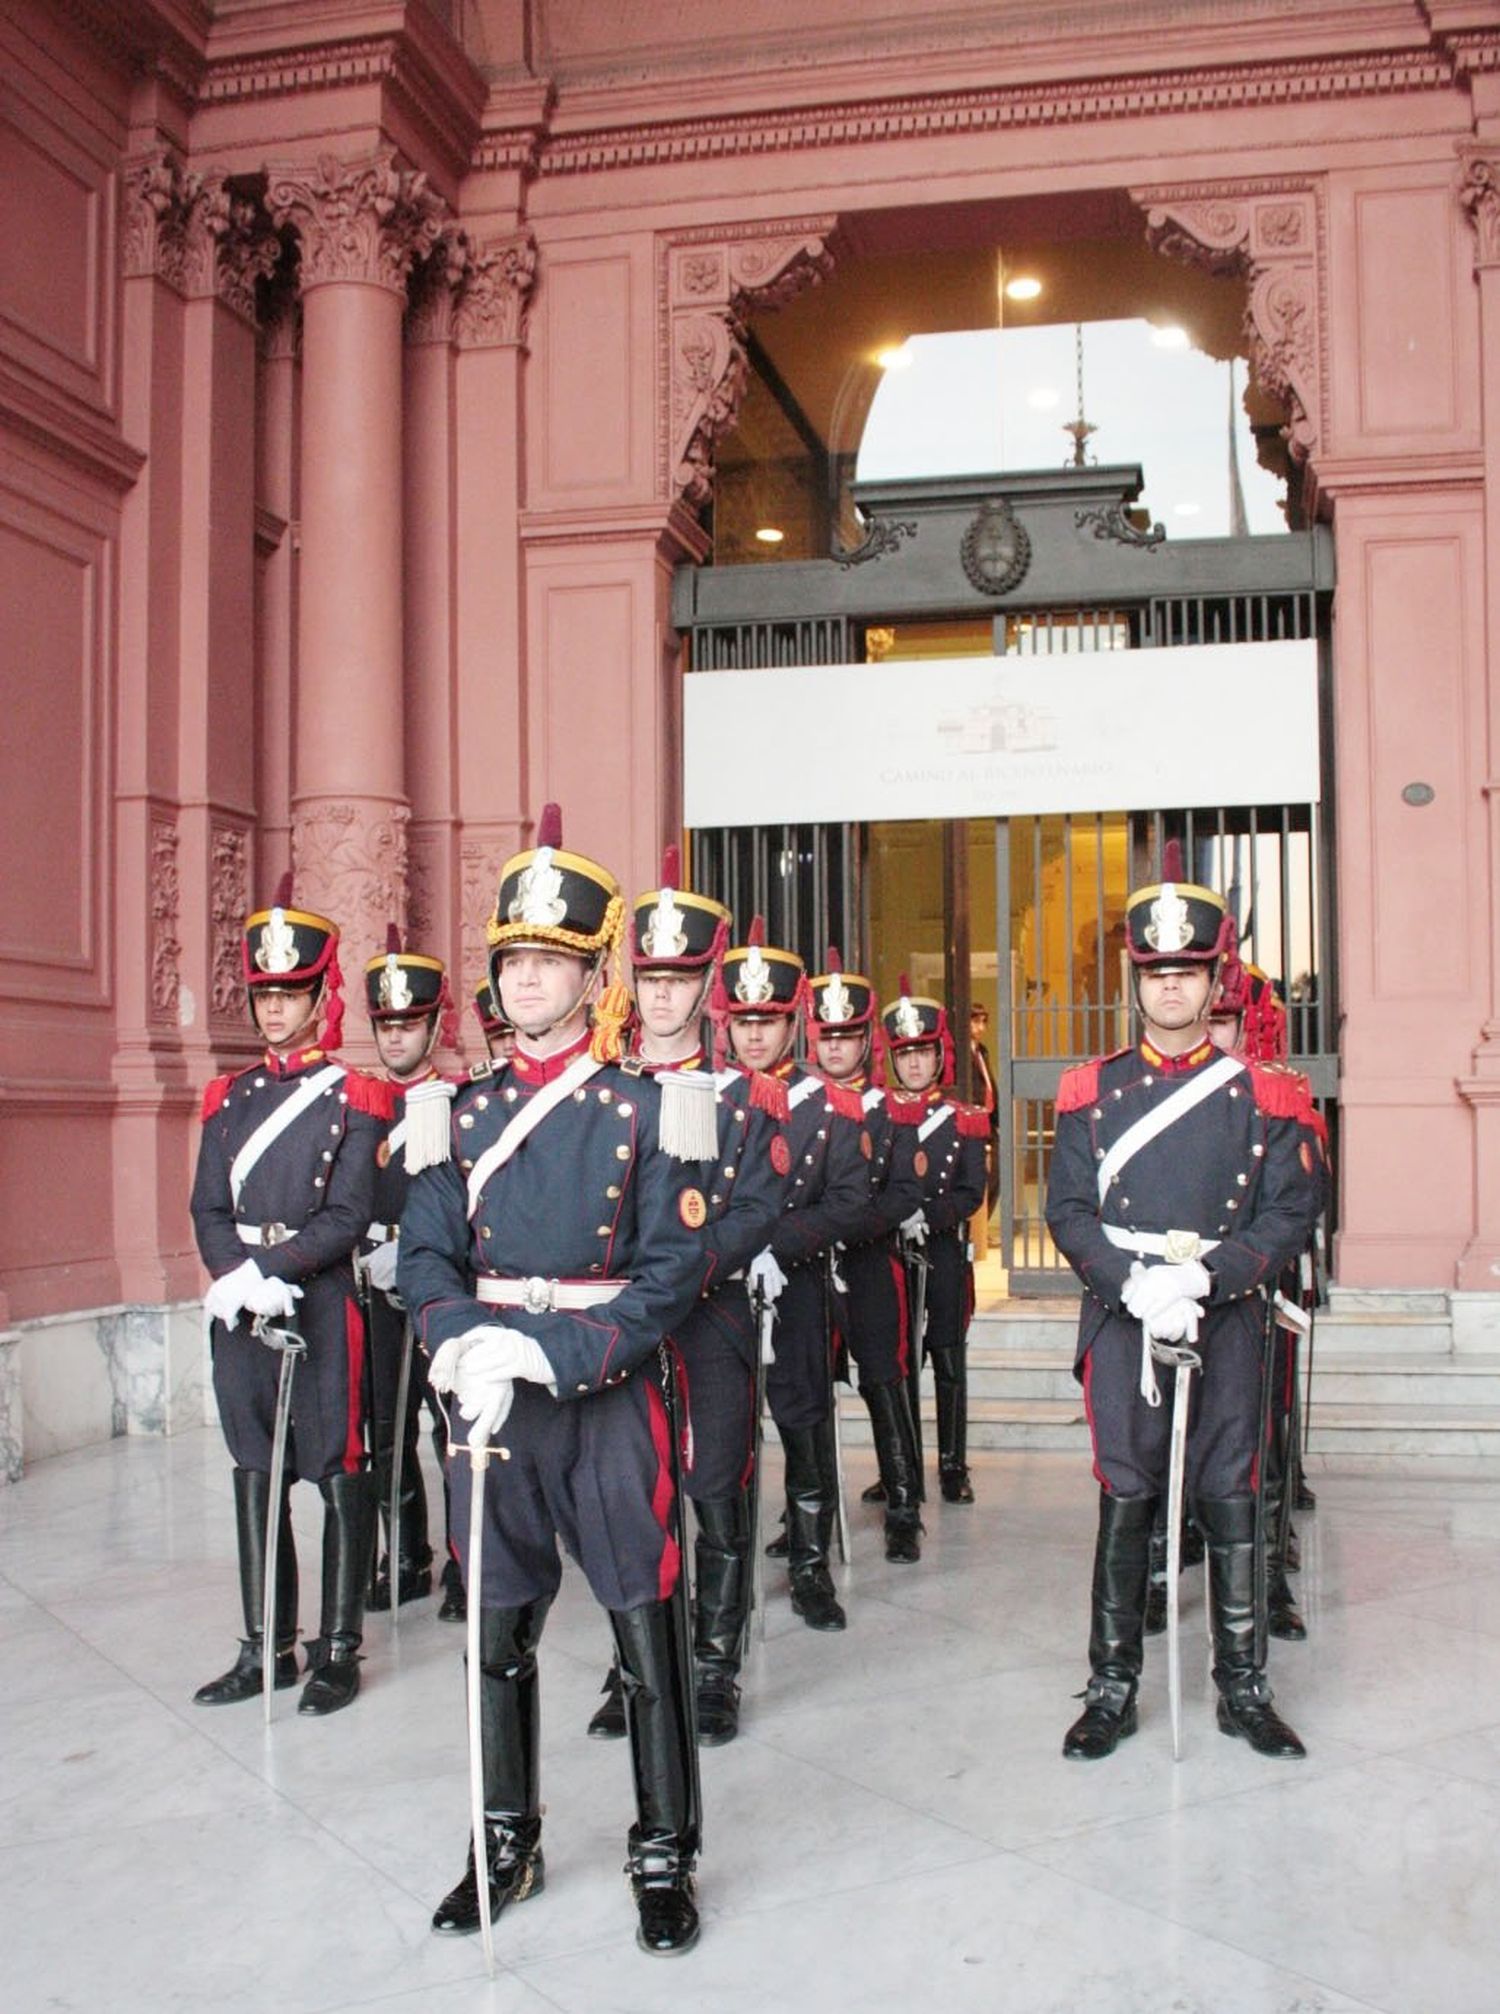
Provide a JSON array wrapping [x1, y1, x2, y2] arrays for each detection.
[[454, 229, 537, 349], [1460, 149, 1500, 269], [267, 152, 447, 297]]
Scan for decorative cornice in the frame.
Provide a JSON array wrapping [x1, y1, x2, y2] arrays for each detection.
[[1134, 180, 1325, 468], [0, 365, 146, 495], [454, 230, 537, 349], [539, 49, 1452, 179], [520, 499, 713, 564], [659, 219, 838, 507], [1459, 148, 1500, 269], [266, 153, 447, 297]]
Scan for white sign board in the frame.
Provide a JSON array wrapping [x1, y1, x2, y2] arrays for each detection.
[[683, 639, 1319, 827]]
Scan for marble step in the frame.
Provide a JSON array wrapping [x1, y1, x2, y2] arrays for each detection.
[[969, 1298, 1456, 1358]]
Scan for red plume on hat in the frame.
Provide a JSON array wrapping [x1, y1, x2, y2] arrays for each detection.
[[273, 870, 295, 907], [385, 923, 402, 955], [536, 801, 563, 848], [1161, 838, 1185, 882], [661, 842, 681, 886], [321, 936, 344, 1050]]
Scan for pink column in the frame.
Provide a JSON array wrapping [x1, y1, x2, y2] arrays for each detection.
[[255, 290, 299, 896], [1458, 150, 1500, 1289], [267, 155, 444, 1012]]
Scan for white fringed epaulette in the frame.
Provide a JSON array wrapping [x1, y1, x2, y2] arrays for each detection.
[[659, 1069, 719, 1162], [403, 1075, 457, 1174]]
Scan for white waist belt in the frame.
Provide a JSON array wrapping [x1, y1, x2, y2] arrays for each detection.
[[237, 1221, 297, 1248], [476, 1275, 629, 1314], [364, 1222, 399, 1244], [1103, 1226, 1220, 1261]]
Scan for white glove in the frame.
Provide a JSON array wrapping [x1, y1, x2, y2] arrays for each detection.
[[1145, 1298, 1201, 1346], [451, 1327, 556, 1448], [829, 1244, 849, 1294], [204, 1259, 261, 1329], [242, 1271, 303, 1322], [900, 1209, 928, 1245], [1122, 1259, 1211, 1324], [747, 1248, 788, 1303], [364, 1239, 400, 1293]]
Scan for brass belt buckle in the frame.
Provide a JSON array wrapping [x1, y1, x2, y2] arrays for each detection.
[[1162, 1229, 1203, 1264], [520, 1276, 554, 1315], [261, 1221, 290, 1248]]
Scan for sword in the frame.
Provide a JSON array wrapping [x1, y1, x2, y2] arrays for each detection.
[[1151, 1330, 1202, 1763], [901, 1239, 930, 1495], [1252, 1288, 1280, 1673], [464, 1436, 497, 1978], [657, 1342, 703, 1831], [386, 1310, 416, 1631], [748, 1284, 774, 1643], [822, 1251, 850, 1565], [252, 1312, 306, 1727]]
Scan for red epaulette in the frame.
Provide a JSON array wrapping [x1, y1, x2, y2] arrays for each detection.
[[200, 1067, 249, 1123], [748, 1070, 790, 1123], [826, 1082, 866, 1124], [1055, 1061, 1102, 1114], [343, 1069, 399, 1121], [1248, 1061, 1311, 1121], [885, 1091, 925, 1125], [956, 1103, 991, 1140]]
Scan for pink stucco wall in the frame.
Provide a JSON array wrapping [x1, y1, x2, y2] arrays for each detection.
[[5, 0, 1500, 1322]]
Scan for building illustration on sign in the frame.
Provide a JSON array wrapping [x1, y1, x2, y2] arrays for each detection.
[[936, 697, 1059, 755]]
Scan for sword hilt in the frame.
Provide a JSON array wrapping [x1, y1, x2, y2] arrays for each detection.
[[251, 1315, 307, 1356], [1148, 1339, 1202, 1374]]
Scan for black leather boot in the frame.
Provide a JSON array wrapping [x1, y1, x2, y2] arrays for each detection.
[[612, 1601, 701, 1955], [1144, 1506, 1169, 1637], [195, 1468, 299, 1705], [300, 1470, 375, 1716], [1062, 1491, 1154, 1760], [782, 1419, 845, 1630], [764, 1511, 791, 1555], [864, 1378, 923, 1563], [587, 1662, 627, 1740], [1196, 1495, 1306, 1758], [1262, 1470, 1307, 1641], [931, 1346, 974, 1503], [692, 1492, 751, 1745], [368, 1448, 434, 1611], [432, 1599, 551, 1934], [438, 1554, 466, 1623]]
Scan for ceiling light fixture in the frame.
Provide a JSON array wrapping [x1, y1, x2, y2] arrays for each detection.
[[755, 526, 786, 544], [1005, 276, 1043, 302]]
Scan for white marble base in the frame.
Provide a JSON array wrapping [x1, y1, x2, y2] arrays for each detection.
[[0, 1331, 21, 1483], [6, 1302, 210, 1484], [1450, 1291, 1500, 1355]]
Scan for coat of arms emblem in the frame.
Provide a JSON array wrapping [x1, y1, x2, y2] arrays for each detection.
[[734, 946, 775, 1005], [641, 889, 688, 960], [255, 906, 299, 975], [509, 846, 568, 927], [378, 956, 414, 1012], [1145, 883, 1192, 955], [960, 498, 1032, 597]]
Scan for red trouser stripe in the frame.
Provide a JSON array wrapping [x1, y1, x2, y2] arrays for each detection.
[[646, 1372, 682, 1602], [342, 1295, 367, 1474], [1080, 1347, 1109, 1491], [889, 1253, 910, 1377]]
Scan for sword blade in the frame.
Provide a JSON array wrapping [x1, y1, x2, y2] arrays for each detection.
[[465, 1444, 495, 1977], [750, 1294, 772, 1644], [263, 1339, 299, 1727], [387, 1317, 416, 1632], [906, 1253, 928, 1484], [1165, 1355, 1196, 1764]]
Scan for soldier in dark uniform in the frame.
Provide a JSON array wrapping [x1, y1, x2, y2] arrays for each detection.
[[1210, 948, 1328, 1642], [473, 977, 517, 1065], [191, 876, 389, 1716], [808, 953, 927, 1564], [881, 983, 990, 1503], [1046, 847, 1321, 1762], [720, 923, 871, 1631], [361, 927, 460, 1610], [398, 806, 714, 1956], [586, 853, 788, 1747]]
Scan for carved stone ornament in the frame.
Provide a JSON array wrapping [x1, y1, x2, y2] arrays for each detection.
[[834, 515, 918, 569], [1135, 183, 1323, 465], [210, 825, 250, 1020], [461, 839, 500, 988], [291, 798, 410, 980], [1074, 502, 1165, 551], [407, 224, 470, 347], [149, 819, 182, 1024], [1459, 151, 1500, 270], [266, 153, 447, 297], [662, 220, 837, 506], [455, 230, 538, 349], [960, 499, 1032, 598], [124, 154, 279, 320]]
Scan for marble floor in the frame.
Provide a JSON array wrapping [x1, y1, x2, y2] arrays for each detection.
[[4, 1432, 1499, 2014]]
